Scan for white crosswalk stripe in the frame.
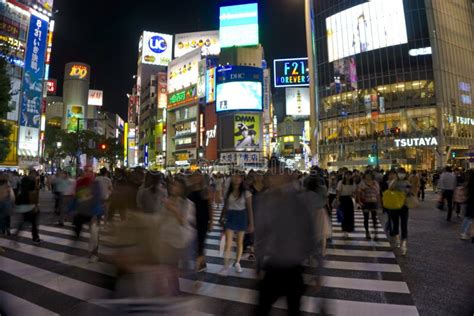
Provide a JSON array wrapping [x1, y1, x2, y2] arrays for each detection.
[[0, 208, 418, 315]]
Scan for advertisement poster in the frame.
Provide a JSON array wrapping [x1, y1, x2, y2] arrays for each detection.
[[167, 48, 200, 92], [219, 3, 259, 48], [7, 77, 21, 122], [141, 31, 173, 66], [206, 67, 216, 103], [234, 114, 260, 149], [20, 13, 48, 129], [18, 126, 39, 157], [66, 105, 84, 132], [175, 30, 220, 58], [286, 88, 310, 116], [88, 89, 103, 106], [326, 0, 408, 62], [157, 72, 167, 109]]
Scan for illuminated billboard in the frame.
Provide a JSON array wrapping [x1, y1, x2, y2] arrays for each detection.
[[286, 88, 310, 116], [65, 63, 90, 81], [234, 114, 260, 149], [141, 31, 173, 66], [175, 31, 220, 58], [88, 89, 103, 106], [206, 67, 216, 103], [216, 66, 263, 112], [273, 58, 309, 88], [326, 0, 408, 62], [20, 13, 48, 129], [46, 79, 57, 95], [168, 85, 198, 110], [219, 3, 259, 48], [66, 105, 84, 132], [167, 48, 201, 92], [17, 0, 54, 13]]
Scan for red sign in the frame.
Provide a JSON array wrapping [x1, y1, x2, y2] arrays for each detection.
[[47, 79, 57, 95]]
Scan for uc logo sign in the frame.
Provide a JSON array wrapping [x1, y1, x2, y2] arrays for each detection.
[[69, 65, 88, 79], [149, 35, 167, 54]]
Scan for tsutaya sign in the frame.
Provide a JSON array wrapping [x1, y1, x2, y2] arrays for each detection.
[[395, 137, 438, 147]]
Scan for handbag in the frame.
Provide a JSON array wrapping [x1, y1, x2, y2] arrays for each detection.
[[382, 190, 406, 210], [405, 195, 419, 209]]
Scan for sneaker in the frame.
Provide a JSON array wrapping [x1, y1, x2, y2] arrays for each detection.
[[400, 240, 407, 256], [33, 238, 41, 244], [460, 233, 470, 240], [197, 262, 207, 273], [394, 236, 401, 248], [218, 267, 229, 277], [235, 262, 243, 273]]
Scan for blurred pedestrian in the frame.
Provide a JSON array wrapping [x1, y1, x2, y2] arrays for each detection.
[[357, 170, 380, 240], [0, 178, 15, 252], [14, 168, 41, 243], [438, 166, 457, 221], [255, 167, 319, 316], [71, 166, 104, 262], [187, 173, 213, 272], [136, 171, 167, 214], [460, 170, 474, 240]]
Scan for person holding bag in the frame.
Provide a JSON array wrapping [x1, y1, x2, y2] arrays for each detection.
[[383, 168, 410, 255]]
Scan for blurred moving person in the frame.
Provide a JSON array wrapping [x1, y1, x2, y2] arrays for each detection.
[[0, 178, 15, 252], [187, 173, 213, 272], [159, 178, 196, 295], [460, 170, 474, 241], [255, 167, 319, 316], [219, 174, 254, 275], [13, 168, 41, 243], [71, 166, 104, 262], [96, 167, 113, 220], [438, 166, 457, 221], [136, 171, 167, 214]]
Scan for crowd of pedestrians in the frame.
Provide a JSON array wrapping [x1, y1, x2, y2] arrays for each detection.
[[0, 161, 473, 314]]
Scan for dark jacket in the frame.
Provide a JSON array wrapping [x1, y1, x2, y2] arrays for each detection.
[[16, 176, 37, 205]]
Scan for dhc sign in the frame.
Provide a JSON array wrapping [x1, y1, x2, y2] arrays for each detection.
[[394, 137, 438, 147]]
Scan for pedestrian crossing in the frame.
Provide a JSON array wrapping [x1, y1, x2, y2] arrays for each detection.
[[0, 208, 419, 315]]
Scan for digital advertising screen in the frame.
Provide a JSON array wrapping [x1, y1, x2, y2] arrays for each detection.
[[286, 88, 310, 116], [326, 0, 408, 62], [273, 58, 309, 88], [219, 3, 259, 48], [141, 31, 173, 66], [216, 66, 263, 112]]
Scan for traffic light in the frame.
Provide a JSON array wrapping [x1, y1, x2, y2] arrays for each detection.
[[451, 151, 457, 158], [100, 144, 107, 150], [368, 154, 377, 165]]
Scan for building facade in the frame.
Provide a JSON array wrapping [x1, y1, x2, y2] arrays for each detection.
[[314, 0, 474, 170]]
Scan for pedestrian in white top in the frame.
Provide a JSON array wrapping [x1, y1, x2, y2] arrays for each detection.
[[438, 166, 457, 221]]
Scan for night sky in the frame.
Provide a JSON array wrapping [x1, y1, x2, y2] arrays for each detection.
[[50, 0, 307, 119]]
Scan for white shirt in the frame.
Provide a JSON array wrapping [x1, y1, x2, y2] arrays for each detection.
[[438, 172, 457, 191], [226, 190, 252, 210], [337, 181, 356, 196], [95, 176, 112, 200]]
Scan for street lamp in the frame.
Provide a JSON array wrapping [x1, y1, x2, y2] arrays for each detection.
[[56, 141, 62, 148]]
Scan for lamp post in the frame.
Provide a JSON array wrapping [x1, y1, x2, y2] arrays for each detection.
[[304, 0, 320, 166]]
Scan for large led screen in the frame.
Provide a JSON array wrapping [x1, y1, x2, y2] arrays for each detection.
[[216, 81, 262, 112], [219, 3, 259, 48], [326, 0, 408, 62]]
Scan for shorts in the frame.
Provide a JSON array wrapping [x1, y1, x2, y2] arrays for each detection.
[[225, 209, 248, 232], [362, 202, 378, 212]]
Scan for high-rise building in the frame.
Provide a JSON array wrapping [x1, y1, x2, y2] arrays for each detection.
[[314, 0, 474, 170], [0, 0, 54, 168]]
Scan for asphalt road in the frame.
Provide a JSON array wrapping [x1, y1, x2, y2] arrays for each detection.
[[0, 190, 472, 315]]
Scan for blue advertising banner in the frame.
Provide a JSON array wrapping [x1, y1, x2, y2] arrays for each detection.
[[217, 65, 263, 84], [20, 14, 48, 128]]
